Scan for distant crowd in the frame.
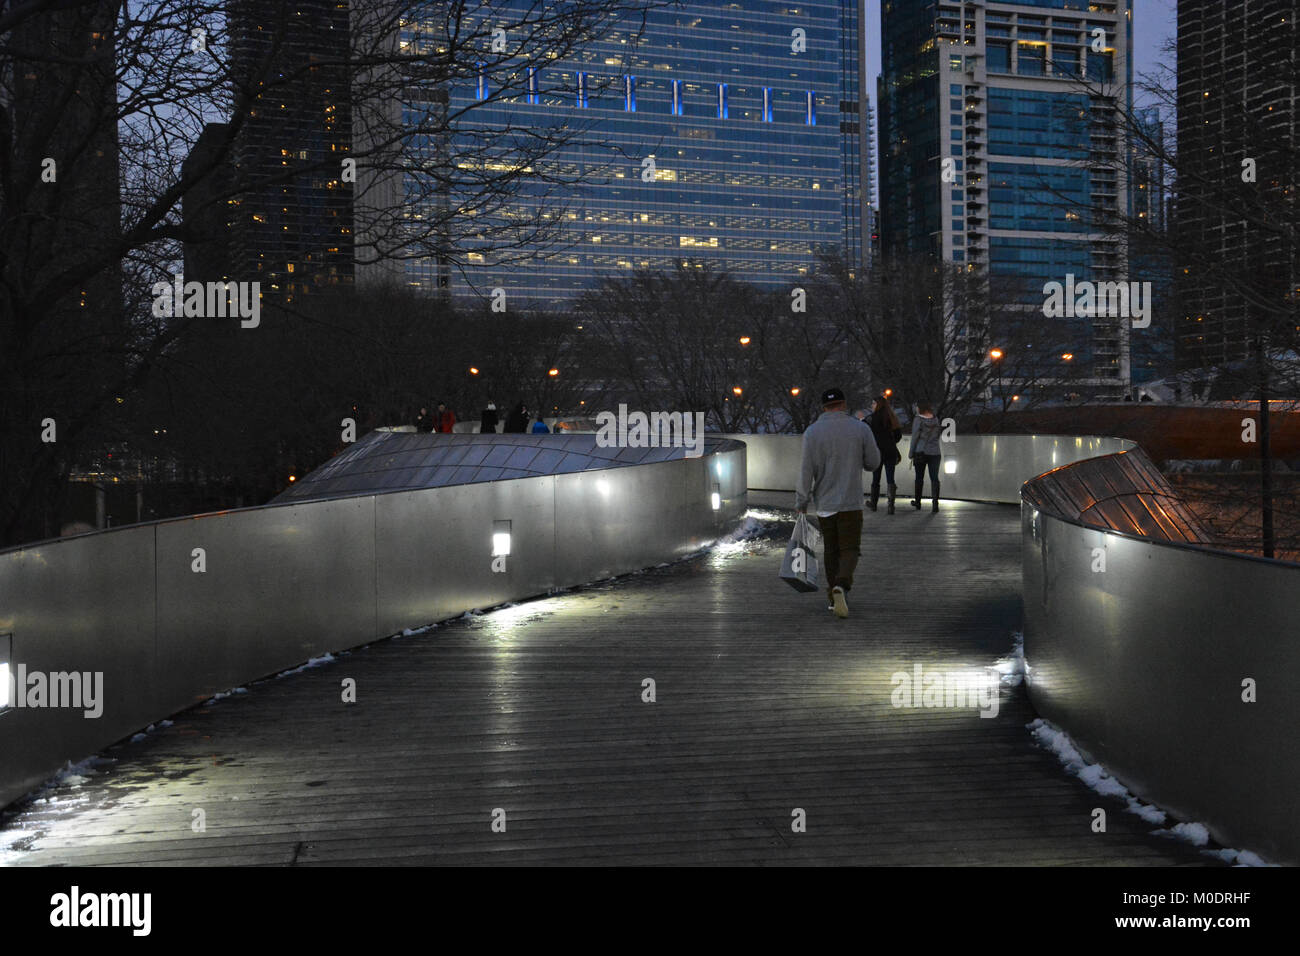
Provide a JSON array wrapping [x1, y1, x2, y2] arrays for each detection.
[[413, 401, 553, 435]]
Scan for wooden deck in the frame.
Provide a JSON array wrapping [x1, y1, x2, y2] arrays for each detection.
[[0, 501, 1214, 866]]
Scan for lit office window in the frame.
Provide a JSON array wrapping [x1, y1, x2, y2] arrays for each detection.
[[671, 79, 684, 116], [717, 82, 728, 119], [762, 87, 773, 122], [576, 71, 589, 108], [527, 66, 539, 105], [624, 75, 636, 112], [805, 90, 816, 125]]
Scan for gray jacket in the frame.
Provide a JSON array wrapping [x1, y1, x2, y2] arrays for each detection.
[[911, 414, 944, 457], [795, 409, 882, 514]]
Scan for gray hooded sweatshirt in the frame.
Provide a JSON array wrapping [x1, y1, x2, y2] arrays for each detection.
[[795, 409, 882, 514]]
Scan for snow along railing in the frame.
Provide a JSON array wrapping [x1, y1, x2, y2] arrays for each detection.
[[0, 438, 747, 810], [1022, 448, 1300, 865]]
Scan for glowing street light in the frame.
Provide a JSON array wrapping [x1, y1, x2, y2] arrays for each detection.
[[790, 387, 801, 396], [548, 368, 559, 377], [732, 386, 743, 396], [884, 388, 893, 398], [739, 336, 751, 346], [469, 366, 480, 375], [990, 349, 1005, 410]]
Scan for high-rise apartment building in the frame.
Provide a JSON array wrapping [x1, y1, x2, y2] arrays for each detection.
[[392, 0, 871, 307], [1175, 0, 1299, 371], [880, 0, 1134, 400], [2, 1, 121, 326], [222, 0, 355, 304]]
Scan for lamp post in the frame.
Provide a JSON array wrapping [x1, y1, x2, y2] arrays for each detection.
[[989, 348, 1004, 411]]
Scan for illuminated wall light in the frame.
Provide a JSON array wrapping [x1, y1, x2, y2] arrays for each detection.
[[492, 519, 512, 557], [944, 460, 958, 475], [711, 482, 721, 511], [0, 633, 11, 710]]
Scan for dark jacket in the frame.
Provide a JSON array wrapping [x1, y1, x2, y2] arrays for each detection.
[[415, 411, 433, 433], [480, 407, 499, 434], [502, 404, 529, 433], [869, 408, 902, 466]]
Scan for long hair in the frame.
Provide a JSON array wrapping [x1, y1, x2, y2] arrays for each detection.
[[873, 396, 900, 431]]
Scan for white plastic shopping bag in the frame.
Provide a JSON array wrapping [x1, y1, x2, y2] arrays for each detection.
[[779, 514, 823, 593]]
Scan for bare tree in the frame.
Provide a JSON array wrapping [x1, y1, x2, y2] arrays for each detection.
[[0, 0, 659, 545]]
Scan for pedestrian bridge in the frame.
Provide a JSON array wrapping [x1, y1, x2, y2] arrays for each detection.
[[0, 430, 1295, 865]]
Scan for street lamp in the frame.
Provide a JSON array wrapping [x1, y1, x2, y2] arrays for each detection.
[[989, 348, 1005, 410], [469, 366, 480, 375], [732, 386, 743, 396], [548, 368, 559, 377], [790, 387, 800, 396], [739, 336, 751, 346]]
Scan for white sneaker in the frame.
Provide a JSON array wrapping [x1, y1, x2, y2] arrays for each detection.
[[831, 586, 849, 619]]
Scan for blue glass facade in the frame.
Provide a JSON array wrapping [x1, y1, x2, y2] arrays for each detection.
[[397, 1, 867, 308]]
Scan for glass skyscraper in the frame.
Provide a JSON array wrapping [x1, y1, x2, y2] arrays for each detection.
[[1175, 0, 1299, 372], [390, 1, 870, 309], [880, 0, 1134, 400]]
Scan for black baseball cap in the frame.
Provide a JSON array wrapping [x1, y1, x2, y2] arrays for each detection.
[[821, 387, 846, 405]]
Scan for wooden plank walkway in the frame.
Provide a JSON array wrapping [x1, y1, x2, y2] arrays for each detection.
[[0, 501, 1214, 866]]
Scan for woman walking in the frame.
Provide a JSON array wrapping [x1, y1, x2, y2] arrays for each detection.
[[910, 401, 944, 512], [867, 396, 903, 513]]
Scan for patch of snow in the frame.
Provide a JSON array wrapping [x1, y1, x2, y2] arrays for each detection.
[[1160, 821, 1210, 846], [1028, 717, 1271, 865], [991, 631, 1025, 686], [275, 654, 335, 679], [205, 686, 250, 705]]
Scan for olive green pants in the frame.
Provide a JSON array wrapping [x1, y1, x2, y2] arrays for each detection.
[[816, 510, 863, 598]]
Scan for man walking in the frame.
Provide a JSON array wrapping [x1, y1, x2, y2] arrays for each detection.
[[795, 388, 881, 619]]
